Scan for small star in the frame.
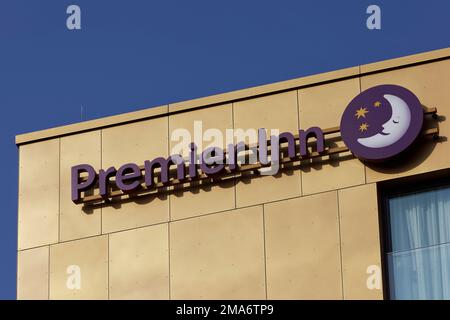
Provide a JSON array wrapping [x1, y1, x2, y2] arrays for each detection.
[[374, 101, 382, 107], [359, 123, 369, 132], [354, 107, 369, 119]]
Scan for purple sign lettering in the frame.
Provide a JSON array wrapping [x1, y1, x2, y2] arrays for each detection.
[[116, 163, 142, 192], [71, 126, 326, 203], [71, 164, 97, 203]]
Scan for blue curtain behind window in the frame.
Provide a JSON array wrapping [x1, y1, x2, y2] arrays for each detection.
[[388, 187, 450, 300]]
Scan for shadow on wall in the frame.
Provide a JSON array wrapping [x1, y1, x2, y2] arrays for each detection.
[[81, 141, 354, 212], [365, 110, 446, 174]]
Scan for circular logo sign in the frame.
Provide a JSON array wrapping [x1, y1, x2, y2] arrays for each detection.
[[340, 85, 423, 161]]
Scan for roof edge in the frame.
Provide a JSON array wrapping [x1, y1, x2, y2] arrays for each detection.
[[16, 46, 450, 145]]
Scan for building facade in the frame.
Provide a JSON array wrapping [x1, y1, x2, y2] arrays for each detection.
[[16, 47, 450, 300]]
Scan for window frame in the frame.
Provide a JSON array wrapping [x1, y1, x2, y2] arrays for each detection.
[[377, 169, 450, 300]]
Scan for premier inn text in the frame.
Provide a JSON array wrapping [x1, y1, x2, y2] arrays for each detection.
[[71, 127, 325, 203]]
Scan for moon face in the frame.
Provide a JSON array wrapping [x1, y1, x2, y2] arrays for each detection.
[[357, 94, 411, 148], [340, 85, 424, 161]]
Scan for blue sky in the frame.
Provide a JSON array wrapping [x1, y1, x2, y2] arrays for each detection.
[[0, 0, 449, 299]]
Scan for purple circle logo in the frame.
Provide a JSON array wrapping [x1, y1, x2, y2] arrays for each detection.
[[340, 85, 424, 161]]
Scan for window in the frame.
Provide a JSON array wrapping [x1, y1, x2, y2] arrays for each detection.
[[385, 184, 450, 299]]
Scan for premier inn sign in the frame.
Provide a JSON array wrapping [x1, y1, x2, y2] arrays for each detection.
[[72, 85, 438, 205], [72, 126, 325, 204]]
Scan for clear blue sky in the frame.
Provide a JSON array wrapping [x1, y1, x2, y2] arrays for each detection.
[[0, 0, 448, 299]]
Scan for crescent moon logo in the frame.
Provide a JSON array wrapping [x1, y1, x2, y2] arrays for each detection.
[[340, 85, 424, 161], [357, 94, 411, 148]]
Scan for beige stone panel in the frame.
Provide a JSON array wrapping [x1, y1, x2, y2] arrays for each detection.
[[233, 91, 302, 206], [17, 246, 49, 300], [49, 235, 108, 300], [362, 60, 450, 182], [60, 131, 101, 241], [298, 78, 366, 195], [102, 195, 169, 234], [109, 224, 169, 300], [233, 91, 299, 139], [169, 104, 233, 156], [236, 171, 301, 208], [170, 180, 235, 220], [18, 139, 59, 250], [101, 117, 170, 233], [102, 117, 168, 168], [170, 206, 266, 299], [301, 152, 366, 195], [298, 78, 360, 129], [338, 184, 383, 300], [265, 192, 342, 299], [169, 104, 236, 220]]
